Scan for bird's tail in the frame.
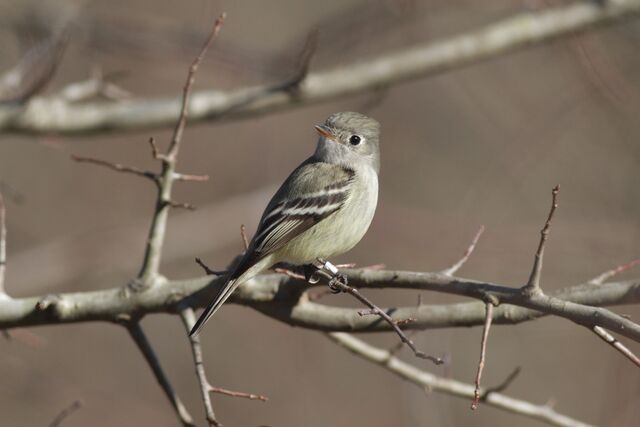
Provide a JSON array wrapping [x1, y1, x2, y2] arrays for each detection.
[[189, 256, 271, 336]]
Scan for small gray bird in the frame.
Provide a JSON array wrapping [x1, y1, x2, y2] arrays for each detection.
[[190, 112, 380, 336]]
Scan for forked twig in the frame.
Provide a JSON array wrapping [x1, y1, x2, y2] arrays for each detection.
[[328, 332, 593, 427], [312, 260, 442, 365], [136, 13, 225, 285], [180, 307, 267, 427]]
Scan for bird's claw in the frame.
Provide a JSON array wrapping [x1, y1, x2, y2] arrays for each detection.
[[328, 273, 348, 293]]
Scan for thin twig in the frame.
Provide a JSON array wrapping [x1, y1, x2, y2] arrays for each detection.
[[148, 137, 166, 160], [179, 307, 219, 426], [481, 367, 521, 400], [167, 14, 226, 160], [195, 258, 227, 276], [472, 302, 494, 410], [180, 307, 267, 427], [174, 172, 210, 182], [71, 155, 158, 182], [126, 322, 195, 427], [588, 258, 640, 285], [522, 185, 560, 296], [167, 201, 197, 210], [313, 261, 443, 364], [208, 386, 268, 401], [49, 400, 83, 427], [591, 325, 640, 368], [328, 332, 594, 427], [440, 226, 485, 276]]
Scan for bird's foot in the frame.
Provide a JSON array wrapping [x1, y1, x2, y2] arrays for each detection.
[[328, 273, 348, 293]]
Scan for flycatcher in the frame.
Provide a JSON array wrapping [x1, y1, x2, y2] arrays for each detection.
[[191, 111, 381, 336]]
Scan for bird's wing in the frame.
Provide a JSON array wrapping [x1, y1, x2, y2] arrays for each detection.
[[250, 161, 355, 257]]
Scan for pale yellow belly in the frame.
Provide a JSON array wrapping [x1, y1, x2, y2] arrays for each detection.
[[277, 168, 378, 263]]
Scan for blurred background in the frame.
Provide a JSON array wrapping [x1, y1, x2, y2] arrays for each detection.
[[1, 0, 639, 426]]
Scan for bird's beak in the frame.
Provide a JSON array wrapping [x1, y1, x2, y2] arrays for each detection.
[[314, 124, 337, 142]]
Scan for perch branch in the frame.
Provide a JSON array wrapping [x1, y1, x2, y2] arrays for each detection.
[[327, 332, 594, 427], [125, 321, 195, 427], [1, 273, 639, 337], [2, 1, 640, 134]]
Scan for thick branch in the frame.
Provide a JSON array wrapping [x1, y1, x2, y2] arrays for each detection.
[[2, 1, 640, 134], [328, 333, 594, 427], [1, 270, 638, 337]]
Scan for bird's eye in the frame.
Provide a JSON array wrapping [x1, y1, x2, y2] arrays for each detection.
[[349, 135, 362, 146]]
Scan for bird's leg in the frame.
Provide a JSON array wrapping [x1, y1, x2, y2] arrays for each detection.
[[302, 264, 321, 284], [313, 259, 348, 293]]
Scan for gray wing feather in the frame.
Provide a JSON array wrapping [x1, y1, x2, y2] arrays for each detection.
[[251, 161, 355, 257]]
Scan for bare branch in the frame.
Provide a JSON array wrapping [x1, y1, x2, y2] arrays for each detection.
[[208, 386, 268, 402], [472, 302, 495, 410], [71, 154, 158, 182], [126, 322, 195, 427], [49, 400, 82, 427], [591, 325, 640, 368], [148, 137, 167, 161], [481, 367, 521, 400], [327, 333, 594, 427], [312, 260, 443, 364], [522, 185, 560, 296], [3, 1, 640, 134], [1, 271, 639, 339], [180, 307, 267, 427], [440, 226, 485, 276], [195, 257, 227, 276], [136, 13, 226, 286], [588, 258, 640, 285], [174, 172, 210, 182], [179, 307, 220, 427]]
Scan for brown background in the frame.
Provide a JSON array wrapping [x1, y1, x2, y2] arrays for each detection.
[[1, 0, 639, 426]]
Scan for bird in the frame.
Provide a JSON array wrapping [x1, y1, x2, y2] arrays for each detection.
[[190, 111, 381, 336]]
